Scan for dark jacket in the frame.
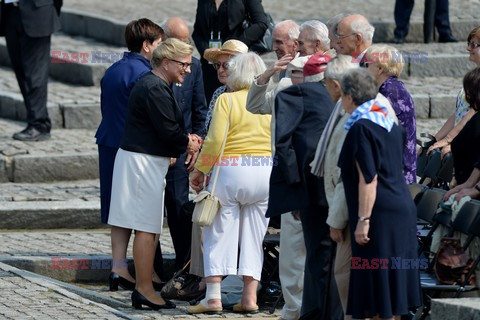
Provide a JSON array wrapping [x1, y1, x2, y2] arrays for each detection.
[[96, 52, 151, 149], [266, 82, 334, 218], [0, 0, 62, 37], [171, 57, 208, 136], [120, 72, 189, 158], [192, 0, 268, 57]]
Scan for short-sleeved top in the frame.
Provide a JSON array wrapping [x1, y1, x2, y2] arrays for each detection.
[[379, 76, 416, 184], [120, 72, 189, 158], [339, 119, 413, 225], [455, 88, 471, 126]]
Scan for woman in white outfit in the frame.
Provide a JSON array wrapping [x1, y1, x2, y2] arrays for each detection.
[[189, 52, 272, 314], [108, 38, 202, 310]]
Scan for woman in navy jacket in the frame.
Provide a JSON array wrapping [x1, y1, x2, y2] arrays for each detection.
[[95, 18, 163, 290], [192, 0, 268, 102]]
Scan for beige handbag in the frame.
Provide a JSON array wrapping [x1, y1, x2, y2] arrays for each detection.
[[192, 95, 232, 226]]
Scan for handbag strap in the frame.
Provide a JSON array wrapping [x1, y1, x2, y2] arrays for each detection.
[[209, 93, 233, 195]]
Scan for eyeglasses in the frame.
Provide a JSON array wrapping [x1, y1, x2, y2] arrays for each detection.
[[467, 41, 480, 50], [170, 59, 193, 70], [213, 62, 229, 70], [335, 32, 356, 40]]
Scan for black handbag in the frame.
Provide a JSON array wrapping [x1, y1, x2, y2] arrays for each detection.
[[242, 12, 275, 54]]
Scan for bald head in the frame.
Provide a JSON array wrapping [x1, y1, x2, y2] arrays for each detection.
[[272, 20, 300, 59], [335, 14, 374, 56], [163, 17, 190, 43]]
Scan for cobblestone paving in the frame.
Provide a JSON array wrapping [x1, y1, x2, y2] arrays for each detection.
[[65, 0, 480, 25], [0, 229, 174, 257], [0, 119, 96, 157]]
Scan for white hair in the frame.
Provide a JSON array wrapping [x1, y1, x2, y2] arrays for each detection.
[[350, 17, 375, 42], [299, 20, 330, 50], [227, 52, 266, 91], [324, 54, 359, 81], [274, 20, 300, 40], [326, 13, 349, 33]]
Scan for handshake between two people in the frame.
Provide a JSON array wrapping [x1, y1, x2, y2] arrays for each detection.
[[184, 133, 203, 172]]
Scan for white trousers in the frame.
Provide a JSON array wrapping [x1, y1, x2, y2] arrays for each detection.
[[203, 164, 271, 281], [279, 212, 306, 320]]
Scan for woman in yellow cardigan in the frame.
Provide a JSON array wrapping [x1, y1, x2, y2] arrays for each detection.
[[189, 52, 272, 314]]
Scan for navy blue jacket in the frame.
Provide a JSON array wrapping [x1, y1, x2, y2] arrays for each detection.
[[96, 52, 151, 148], [266, 82, 334, 217], [171, 57, 207, 136]]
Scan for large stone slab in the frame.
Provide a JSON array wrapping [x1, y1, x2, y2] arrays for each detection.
[[12, 152, 99, 183], [0, 156, 8, 183], [412, 94, 430, 119], [0, 199, 101, 229], [0, 91, 63, 128], [409, 54, 472, 78], [62, 103, 101, 129], [60, 9, 125, 47], [431, 94, 457, 118]]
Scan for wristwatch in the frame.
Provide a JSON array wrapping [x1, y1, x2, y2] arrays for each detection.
[[358, 216, 370, 222]]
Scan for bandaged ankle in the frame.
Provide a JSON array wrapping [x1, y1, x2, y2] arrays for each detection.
[[204, 282, 221, 301]]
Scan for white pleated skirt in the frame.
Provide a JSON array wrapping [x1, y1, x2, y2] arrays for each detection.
[[107, 148, 170, 234]]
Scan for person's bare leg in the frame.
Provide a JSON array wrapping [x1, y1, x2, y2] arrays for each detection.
[[241, 276, 258, 308], [152, 234, 162, 283], [111, 226, 135, 282], [134, 231, 166, 304]]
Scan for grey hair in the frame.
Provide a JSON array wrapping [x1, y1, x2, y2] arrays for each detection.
[[340, 68, 377, 105], [299, 20, 330, 49], [326, 13, 349, 33], [160, 20, 171, 38], [324, 54, 359, 81], [350, 16, 375, 42], [227, 52, 266, 91], [274, 20, 300, 40]]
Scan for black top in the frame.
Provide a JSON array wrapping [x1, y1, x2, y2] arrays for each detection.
[[121, 72, 189, 158], [192, 0, 268, 57], [451, 111, 480, 184], [338, 120, 421, 318]]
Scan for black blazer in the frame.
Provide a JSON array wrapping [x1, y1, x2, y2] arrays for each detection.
[[121, 72, 189, 158], [192, 0, 268, 57], [0, 0, 62, 37], [266, 82, 334, 218]]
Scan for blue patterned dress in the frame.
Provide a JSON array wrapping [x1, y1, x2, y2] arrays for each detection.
[[379, 77, 417, 184]]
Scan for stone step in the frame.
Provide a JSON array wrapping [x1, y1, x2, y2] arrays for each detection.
[[0, 67, 101, 129], [0, 32, 124, 87], [0, 119, 98, 183], [59, 5, 479, 45]]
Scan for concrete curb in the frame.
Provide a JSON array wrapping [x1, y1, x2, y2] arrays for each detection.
[[0, 262, 136, 319], [0, 199, 101, 229], [431, 297, 480, 320]]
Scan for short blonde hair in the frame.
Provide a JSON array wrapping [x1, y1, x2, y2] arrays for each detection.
[[365, 44, 404, 77], [227, 52, 266, 91], [151, 38, 193, 69]]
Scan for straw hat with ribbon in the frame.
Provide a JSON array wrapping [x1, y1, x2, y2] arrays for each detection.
[[203, 39, 249, 63]]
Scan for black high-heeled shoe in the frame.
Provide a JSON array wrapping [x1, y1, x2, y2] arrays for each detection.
[[131, 289, 176, 310], [109, 272, 136, 291]]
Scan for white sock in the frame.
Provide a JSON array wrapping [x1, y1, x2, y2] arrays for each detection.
[[200, 282, 221, 306]]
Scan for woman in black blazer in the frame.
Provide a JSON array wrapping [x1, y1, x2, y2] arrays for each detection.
[[192, 0, 268, 102]]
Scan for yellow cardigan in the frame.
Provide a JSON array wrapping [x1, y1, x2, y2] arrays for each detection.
[[195, 89, 272, 173]]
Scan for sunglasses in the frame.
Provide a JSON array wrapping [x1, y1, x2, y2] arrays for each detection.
[[213, 62, 229, 70]]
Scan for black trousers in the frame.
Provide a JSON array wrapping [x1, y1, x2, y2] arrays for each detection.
[[164, 153, 192, 269], [394, 0, 452, 38], [3, 6, 52, 132], [299, 176, 343, 320]]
